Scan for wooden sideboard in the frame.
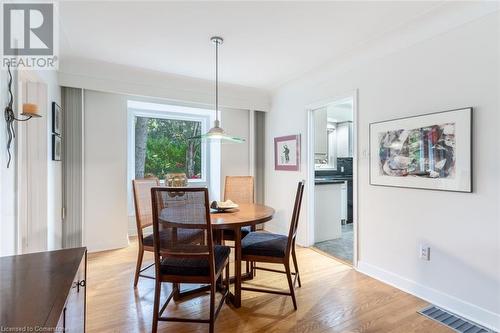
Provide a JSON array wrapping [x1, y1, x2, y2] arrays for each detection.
[[0, 247, 87, 332]]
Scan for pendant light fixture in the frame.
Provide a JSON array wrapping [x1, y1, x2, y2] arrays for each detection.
[[194, 36, 245, 143]]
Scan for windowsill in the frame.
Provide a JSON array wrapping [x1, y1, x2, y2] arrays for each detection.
[[158, 179, 207, 185], [188, 179, 207, 183]]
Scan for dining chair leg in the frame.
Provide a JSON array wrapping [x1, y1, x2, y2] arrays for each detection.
[[209, 284, 216, 333], [250, 225, 256, 277], [234, 228, 242, 308], [246, 261, 255, 277], [214, 230, 221, 245], [292, 247, 301, 288], [247, 261, 254, 276], [152, 280, 161, 333], [225, 262, 230, 292], [225, 262, 231, 304], [285, 263, 297, 310], [172, 283, 181, 301], [217, 274, 223, 290], [134, 247, 144, 287]]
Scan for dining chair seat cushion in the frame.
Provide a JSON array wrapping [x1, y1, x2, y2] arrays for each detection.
[[222, 226, 251, 240], [160, 245, 231, 276], [143, 229, 203, 248], [241, 232, 288, 258]]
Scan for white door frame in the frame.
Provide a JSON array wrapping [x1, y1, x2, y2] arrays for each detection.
[[305, 89, 359, 267]]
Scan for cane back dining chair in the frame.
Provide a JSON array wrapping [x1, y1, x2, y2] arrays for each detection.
[[150, 187, 230, 333], [132, 178, 161, 286], [221, 176, 255, 241], [224, 176, 254, 204], [221, 176, 256, 273], [240, 180, 305, 310], [132, 178, 203, 286]]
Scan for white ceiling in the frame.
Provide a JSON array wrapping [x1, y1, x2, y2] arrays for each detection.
[[59, 1, 447, 91]]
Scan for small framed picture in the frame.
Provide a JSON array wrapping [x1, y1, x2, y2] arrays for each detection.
[[52, 102, 62, 135], [274, 134, 301, 171], [52, 134, 62, 161]]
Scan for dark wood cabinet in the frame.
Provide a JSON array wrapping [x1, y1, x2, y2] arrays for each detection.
[[64, 252, 87, 332], [0, 247, 87, 332]]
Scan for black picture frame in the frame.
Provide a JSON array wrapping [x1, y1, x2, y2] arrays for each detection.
[[52, 134, 61, 161], [52, 102, 62, 135], [369, 107, 473, 193]]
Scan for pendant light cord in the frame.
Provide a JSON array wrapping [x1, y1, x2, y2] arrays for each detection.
[[215, 40, 219, 123]]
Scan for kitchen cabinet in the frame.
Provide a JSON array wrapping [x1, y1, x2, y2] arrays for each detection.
[[315, 183, 342, 242], [314, 107, 328, 155], [336, 122, 353, 157], [63, 252, 87, 332], [0, 248, 87, 332]]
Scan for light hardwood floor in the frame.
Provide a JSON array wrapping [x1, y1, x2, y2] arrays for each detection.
[[87, 238, 451, 333]]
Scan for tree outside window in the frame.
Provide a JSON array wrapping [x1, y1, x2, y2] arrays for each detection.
[[134, 116, 202, 180]]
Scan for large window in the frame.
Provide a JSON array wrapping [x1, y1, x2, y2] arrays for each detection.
[[128, 101, 222, 219], [134, 116, 203, 180], [129, 101, 214, 183]]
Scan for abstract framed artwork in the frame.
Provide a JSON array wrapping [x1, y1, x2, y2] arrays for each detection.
[[369, 107, 472, 192], [274, 134, 301, 171]]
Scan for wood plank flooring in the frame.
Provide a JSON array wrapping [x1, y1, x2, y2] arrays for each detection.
[[86, 238, 451, 333]]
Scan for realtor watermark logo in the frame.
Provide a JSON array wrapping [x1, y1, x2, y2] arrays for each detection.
[[1, 2, 58, 69]]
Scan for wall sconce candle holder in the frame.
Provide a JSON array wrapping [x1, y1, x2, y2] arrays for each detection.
[[4, 64, 41, 168]]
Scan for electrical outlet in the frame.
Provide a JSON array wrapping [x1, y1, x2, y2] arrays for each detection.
[[419, 245, 431, 261]]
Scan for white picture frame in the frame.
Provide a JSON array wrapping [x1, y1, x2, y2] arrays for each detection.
[[369, 107, 472, 192]]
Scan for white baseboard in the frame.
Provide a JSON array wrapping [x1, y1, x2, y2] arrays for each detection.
[[357, 261, 500, 332]]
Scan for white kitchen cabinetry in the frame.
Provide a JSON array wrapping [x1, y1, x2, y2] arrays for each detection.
[[336, 122, 353, 157], [314, 107, 328, 155], [314, 183, 342, 242]]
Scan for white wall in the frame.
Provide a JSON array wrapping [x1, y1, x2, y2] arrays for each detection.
[[221, 108, 250, 191], [265, 11, 499, 330], [43, 72, 62, 251], [84, 90, 129, 252]]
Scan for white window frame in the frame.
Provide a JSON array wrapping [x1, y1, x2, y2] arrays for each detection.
[[127, 100, 221, 220]]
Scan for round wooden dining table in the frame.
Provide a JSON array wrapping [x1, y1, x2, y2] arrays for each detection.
[[210, 203, 274, 308]]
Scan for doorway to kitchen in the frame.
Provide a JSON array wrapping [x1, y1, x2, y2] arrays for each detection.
[[307, 93, 357, 266]]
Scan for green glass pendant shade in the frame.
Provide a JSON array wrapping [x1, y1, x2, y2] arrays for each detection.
[[190, 120, 245, 143]]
